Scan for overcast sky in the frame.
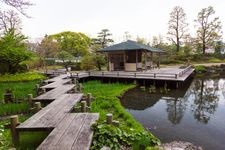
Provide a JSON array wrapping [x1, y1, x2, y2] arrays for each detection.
[[6, 0, 225, 42]]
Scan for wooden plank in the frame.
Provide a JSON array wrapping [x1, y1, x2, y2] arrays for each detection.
[[41, 79, 71, 89], [55, 113, 87, 149], [17, 94, 82, 131], [34, 85, 75, 102], [44, 74, 69, 83], [37, 114, 77, 150], [37, 113, 99, 150], [35, 94, 82, 128], [72, 113, 99, 150]]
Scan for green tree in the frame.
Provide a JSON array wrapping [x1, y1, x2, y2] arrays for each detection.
[[93, 29, 114, 48], [168, 6, 189, 52], [80, 54, 95, 71], [214, 41, 224, 57], [0, 29, 31, 73], [57, 50, 74, 71], [195, 6, 222, 54], [90, 43, 106, 70], [49, 31, 91, 57], [37, 35, 59, 58]]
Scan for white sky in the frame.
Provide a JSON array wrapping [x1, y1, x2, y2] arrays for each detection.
[[6, 0, 225, 42]]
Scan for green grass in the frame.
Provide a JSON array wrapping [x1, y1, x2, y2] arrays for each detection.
[[0, 72, 46, 82], [0, 81, 40, 101], [0, 115, 49, 149], [83, 81, 160, 149]]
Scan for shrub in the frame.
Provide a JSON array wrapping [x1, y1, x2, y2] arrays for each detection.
[[195, 65, 207, 73], [0, 72, 45, 82]]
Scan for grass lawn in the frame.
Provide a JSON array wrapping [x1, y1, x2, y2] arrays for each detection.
[[83, 81, 160, 149], [0, 72, 47, 149]]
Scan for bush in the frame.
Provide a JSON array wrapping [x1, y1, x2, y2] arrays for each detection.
[[81, 55, 95, 70], [195, 65, 207, 73], [0, 72, 46, 82]]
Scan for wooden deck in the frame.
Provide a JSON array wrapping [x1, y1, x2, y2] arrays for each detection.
[[37, 113, 99, 150], [34, 85, 75, 102], [71, 65, 194, 81], [17, 94, 83, 131]]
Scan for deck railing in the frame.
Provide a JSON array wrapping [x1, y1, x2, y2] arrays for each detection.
[[71, 65, 193, 80]]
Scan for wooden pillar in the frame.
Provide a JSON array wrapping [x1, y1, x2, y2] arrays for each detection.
[[151, 52, 153, 68], [145, 50, 147, 71], [107, 53, 110, 71], [123, 51, 126, 71], [136, 50, 138, 71], [10, 115, 19, 146], [157, 53, 161, 68]]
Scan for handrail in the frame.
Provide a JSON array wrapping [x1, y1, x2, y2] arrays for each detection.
[[71, 65, 193, 79]]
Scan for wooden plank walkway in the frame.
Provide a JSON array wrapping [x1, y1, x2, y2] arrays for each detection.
[[44, 73, 70, 83], [37, 113, 99, 150], [34, 85, 75, 102], [41, 78, 71, 89], [15, 74, 99, 149], [17, 94, 83, 131], [71, 65, 194, 81]]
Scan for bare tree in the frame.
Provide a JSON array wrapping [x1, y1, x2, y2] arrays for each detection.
[[1, 0, 32, 16], [194, 6, 222, 54], [0, 10, 21, 33], [168, 6, 189, 52]]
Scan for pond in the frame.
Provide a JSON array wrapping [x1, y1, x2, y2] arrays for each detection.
[[121, 77, 225, 150]]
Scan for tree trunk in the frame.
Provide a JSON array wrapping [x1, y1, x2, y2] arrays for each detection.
[[202, 41, 206, 54]]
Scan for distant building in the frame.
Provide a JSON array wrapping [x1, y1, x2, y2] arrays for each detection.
[[100, 40, 165, 71]]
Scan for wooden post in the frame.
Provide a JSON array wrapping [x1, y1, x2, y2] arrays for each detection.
[[27, 94, 33, 108], [4, 92, 13, 103], [81, 101, 87, 112], [72, 78, 76, 84], [35, 84, 40, 96], [10, 115, 19, 146], [73, 86, 77, 93], [106, 113, 113, 124], [79, 83, 83, 92], [34, 102, 41, 112], [42, 88, 46, 94], [87, 93, 92, 107]]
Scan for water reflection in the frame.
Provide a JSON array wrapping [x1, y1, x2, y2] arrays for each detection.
[[166, 98, 187, 124], [190, 79, 219, 124], [121, 78, 225, 150]]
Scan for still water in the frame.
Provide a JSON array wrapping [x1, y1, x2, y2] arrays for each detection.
[[121, 78, 225, 150]]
